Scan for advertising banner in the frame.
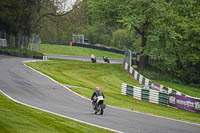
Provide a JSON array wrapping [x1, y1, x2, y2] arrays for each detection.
[[169, 94, 200, 113], [152, 83, 160, 91]]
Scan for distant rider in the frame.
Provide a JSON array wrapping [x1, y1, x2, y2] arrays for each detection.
[[90, 54, 96, 59], [90, 54, 96, 63], [103, 56, 110, 63]]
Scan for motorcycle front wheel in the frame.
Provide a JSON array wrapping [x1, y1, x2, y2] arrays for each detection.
[[100, 104, 104, 115]]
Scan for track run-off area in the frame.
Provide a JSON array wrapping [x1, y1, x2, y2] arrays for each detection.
[[0, 55, 200, 133]]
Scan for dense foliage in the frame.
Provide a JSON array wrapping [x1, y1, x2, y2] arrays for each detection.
[[1, 0, 199, 84], [0, 0, 78, 46], [0, 0, 38, 35], [86, 0, 200, 85]]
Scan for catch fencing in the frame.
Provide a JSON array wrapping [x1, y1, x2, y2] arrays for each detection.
[[0, 31, 7, 47], [0, 39, 7, 47], [0, 31, 40, 53], [123, 47, 164, 67]]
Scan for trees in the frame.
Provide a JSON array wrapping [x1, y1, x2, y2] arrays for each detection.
[[169, 0, 200, 84], [88, 0, 172, 69], [119, 0, 175, 70], [0, 0, 37, 35], [39, 0, 88, 42], [87, 0, 121, 28], [0, 0, 40, 48], [111, 29, 135, 49], [1, 0, 198, 83], [87, 0, 200, 84], [0, 0, 80, 47]]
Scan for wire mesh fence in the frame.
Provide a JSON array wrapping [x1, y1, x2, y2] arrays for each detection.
[[72, 34, 84, 43], [124, 47, 164, 68], [0, 31, 40, 53], [0, 31, 7, 47], [0, 39, 7, 47], [124, 47, 132, 67]]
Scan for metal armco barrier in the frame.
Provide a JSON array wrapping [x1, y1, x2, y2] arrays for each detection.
[[121, 83, 169, 105]]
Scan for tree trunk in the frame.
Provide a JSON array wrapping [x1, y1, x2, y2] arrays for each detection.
[[139, 34, 147, 70], [134, 25, 148, 70]]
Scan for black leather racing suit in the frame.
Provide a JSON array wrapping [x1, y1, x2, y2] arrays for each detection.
[[91, 90, 105, 103]]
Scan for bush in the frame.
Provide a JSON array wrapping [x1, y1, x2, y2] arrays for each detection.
[[84, 26, 97, 44], [84, 23, 111, 45], [111, 29, 135, 49]]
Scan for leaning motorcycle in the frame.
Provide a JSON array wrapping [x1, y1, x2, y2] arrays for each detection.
[[92, 96, 106, 115], [91, 57, 96, 63], [103, 56, 110, 63]]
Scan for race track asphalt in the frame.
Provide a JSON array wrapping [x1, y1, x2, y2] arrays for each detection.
[[45, 54, 123, 64], [0, 55, 200, 133]]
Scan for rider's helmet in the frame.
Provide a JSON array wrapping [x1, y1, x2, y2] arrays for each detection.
[[95, 87, 99, 91], [91, 54, 94, 58]]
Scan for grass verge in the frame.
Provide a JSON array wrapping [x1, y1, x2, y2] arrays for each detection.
[[0, 47, 43, 56], [0, 93, 113, 133], [26, 59, 200, 124], [40, 44, 124, 59]]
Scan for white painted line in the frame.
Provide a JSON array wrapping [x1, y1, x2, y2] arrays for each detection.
[[0, 90, 122, 133], [23, 60, 200, 127], [23, 61, 90, 101], [22, 60, 122, 133]]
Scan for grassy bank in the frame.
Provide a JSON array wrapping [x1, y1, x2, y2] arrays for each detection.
[[0, 93, 113, 133], [26, 59, 200, 124], [40, 44, 124, 59]]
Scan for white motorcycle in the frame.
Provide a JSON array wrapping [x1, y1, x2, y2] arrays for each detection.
[[92, 96, 106, 115]]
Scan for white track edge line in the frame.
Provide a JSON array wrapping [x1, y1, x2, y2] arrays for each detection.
[[23, 60, 200, 127], [22, 60, 123, 132], [0, 90, 122, 133]]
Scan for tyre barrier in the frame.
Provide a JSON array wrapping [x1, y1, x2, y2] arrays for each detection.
[[121, 83, 169, 105], [124, 62, 184, 96], [123, 62, 200, 113]]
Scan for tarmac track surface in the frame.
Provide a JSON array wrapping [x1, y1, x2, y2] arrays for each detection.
[[0, 55, 200, 133], [45, 54, 123, 64]]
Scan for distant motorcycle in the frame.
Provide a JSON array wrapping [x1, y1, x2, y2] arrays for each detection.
[[92, 96, 106, 115], [91, 57, 96, 63], [103, 56, 110, 63]]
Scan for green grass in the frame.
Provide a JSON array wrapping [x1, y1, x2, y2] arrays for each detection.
[[0, 47, 43, 56], [26, 59, 200, 124], [40, 44, 124, 59], [0, 93, 113, 133]]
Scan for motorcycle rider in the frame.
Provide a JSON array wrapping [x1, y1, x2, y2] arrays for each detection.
[[90, 54, 96, 62], [103, 56, 110, 63], [91, 87, 105, 109]]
